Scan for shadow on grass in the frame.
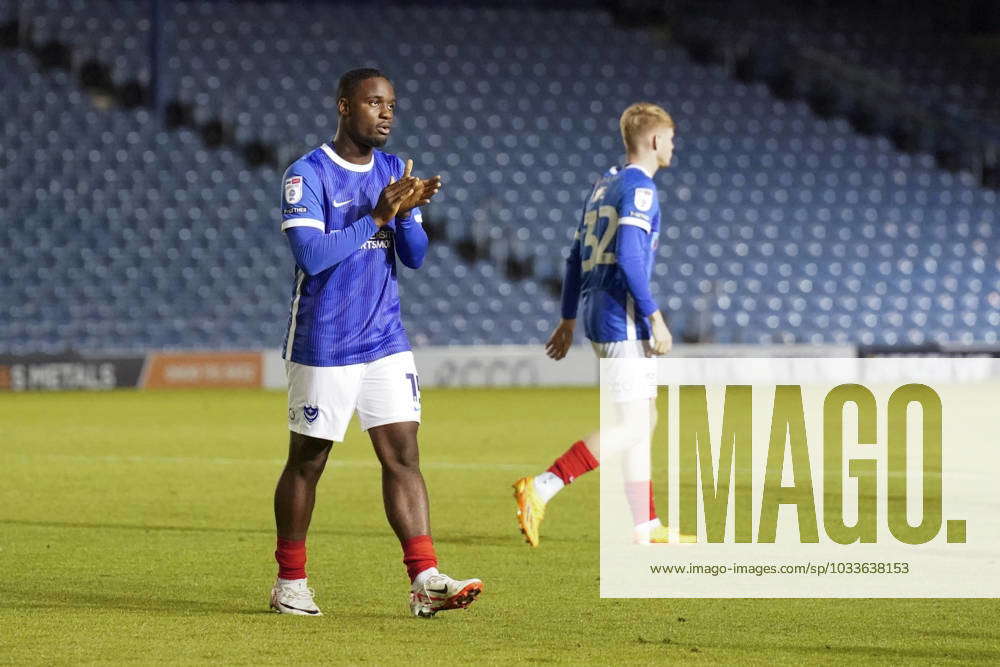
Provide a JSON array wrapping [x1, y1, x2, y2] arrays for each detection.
[[0, 519, 382, 539], [1, 518, 586, 546], [340, 611, 422, 620], [0, 586, 253, 615], [0, 585, 430, 620], [929, 628, 1000, 642], [0, 518, 274, 535], [436, 533, 588, 546]]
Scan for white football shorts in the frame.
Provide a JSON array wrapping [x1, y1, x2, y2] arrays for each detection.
[[286, 351, 422, 442], [591, 339, 657, 403]]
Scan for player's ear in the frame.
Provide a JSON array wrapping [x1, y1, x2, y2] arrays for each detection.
[[337, 96, 350, 116]]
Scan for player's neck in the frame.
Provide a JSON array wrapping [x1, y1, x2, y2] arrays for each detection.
[[331, 133, 374, 165], [625, 153, 658, 178]]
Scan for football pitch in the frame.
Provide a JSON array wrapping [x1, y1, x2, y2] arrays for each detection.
[[1, 387, 997, 664]]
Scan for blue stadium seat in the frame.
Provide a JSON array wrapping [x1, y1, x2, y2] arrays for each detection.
[[2, 3, 998, 352]]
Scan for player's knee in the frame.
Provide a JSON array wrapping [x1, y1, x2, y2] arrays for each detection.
[[385, 451, 420, 474], [282, 453, 327, 484], [300, 455, 330, 479], [286, 432, 332, 480], [379, 442, 420, 474]]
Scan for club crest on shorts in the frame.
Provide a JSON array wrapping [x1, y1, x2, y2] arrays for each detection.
[[285, 176, 303, 204], [302, 404, 319, 424], [634, 187, 653, 212]]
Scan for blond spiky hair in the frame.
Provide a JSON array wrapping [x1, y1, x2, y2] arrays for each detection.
[[619, 102, 675, 152]]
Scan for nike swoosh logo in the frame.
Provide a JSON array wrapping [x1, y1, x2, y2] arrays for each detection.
[[333, 199, 353, 207], [427, 586, 450, 595], [279, 601, 320, 615]]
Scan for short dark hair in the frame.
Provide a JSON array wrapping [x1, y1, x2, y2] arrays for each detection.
[[336, 68, 390, 102]]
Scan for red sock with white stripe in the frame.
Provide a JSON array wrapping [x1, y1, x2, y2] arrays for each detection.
[[534, 440, 599, 503], [625, 480, 658, 526], [275, 537, 307, 581]]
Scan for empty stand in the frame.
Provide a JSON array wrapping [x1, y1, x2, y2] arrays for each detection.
[[2, 1, 997, 351]]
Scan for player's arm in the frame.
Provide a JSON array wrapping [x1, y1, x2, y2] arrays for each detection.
[[616, 187, 672, 355], [393, 159, 439, 270], [617, 225, 671, 354], [545, 215, 585, 361], [282, 163, 416, 276], [394, 205, 427, 269]]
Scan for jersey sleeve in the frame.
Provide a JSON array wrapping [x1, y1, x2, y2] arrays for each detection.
[[559, 207, 586, 319], [615, 176, 657, 233], [616, 224, 658, 317], [280, 160, 325, 232], [613, 174, 659, 317]]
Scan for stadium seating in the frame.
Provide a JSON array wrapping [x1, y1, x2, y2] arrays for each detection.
[[678, 0, 999, 128], [2, 1, 997, 351]]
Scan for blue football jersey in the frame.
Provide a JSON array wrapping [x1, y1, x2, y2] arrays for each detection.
[[280, 144, 421, 366], [574, 165, 661, 342]]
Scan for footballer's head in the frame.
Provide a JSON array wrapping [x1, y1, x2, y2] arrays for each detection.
[[620, 102, 675, 167], [336, 68, 395, 148]]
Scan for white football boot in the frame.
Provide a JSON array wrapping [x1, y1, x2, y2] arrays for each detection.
[[633, 520, 697, 545], [269, 578, 322, 616], [409, 572, 483, 618]]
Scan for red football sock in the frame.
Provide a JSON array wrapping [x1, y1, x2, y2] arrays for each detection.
[[401, 535, 438, 583], [275, 537, 307, 580], [547, 440, 599, 485], [625, 481, 658, 526]]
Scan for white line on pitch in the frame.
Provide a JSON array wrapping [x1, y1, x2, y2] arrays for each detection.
[[9, 453, 529, 471], [5, 453, 991, 480]]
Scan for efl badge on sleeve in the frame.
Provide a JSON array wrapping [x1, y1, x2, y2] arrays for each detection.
[[284, 176, 303, 204], [634, 187, 653, 212]]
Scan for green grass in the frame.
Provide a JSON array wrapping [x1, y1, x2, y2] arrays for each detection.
[[1, 387, 997, 664]]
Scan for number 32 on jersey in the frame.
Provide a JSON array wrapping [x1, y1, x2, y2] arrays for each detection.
[[581, 206, 619, 272]]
